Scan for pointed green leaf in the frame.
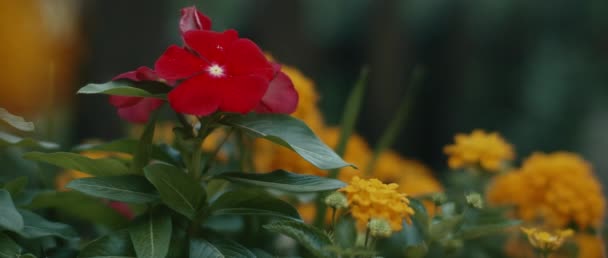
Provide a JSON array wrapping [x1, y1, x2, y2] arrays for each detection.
[[27, 191, 128, 228], [218, 170, 346, 192], [144, 163, 205, 220], [0, 232, 21, 257], [210, 189, 301, 221], [2, 176, 27, 197], [0, 108, 34, 132], [207, 235, 255, 258], [78, 80, 169, 99], [129, 209, 172, 258], [0, 189, 24, 232], [23, 152, 130, 176], [131, 112, 158, 174], [264, 220, 333, 258], [189, 239, 223, 258], [79, 230, 136, 258], [0, 132, 59, 149], [17, 209, 78, 240], [66, 175, 158, 204], [73, 139, 180, 166], [223, 114, 352, 170]]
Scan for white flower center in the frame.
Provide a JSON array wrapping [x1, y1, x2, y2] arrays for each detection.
[[207, 64, 225, 77]]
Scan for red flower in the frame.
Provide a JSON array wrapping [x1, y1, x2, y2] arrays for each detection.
[[109, 67, 169, 123], [255, 63, 298, 114], [179, 6, 212, 34], [155, 30, 275, 116]]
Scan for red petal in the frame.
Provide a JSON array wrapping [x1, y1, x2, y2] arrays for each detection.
[[183, 30, 238, 63], [112, 71, 138, 81], [108, 201, 134, 220], [109, 95, 141, 108], [255, 71, 298, 114], [226, 39, 274, 80], [168, 74, 222, 116], [219, 75, 269, 114], [116, 98, 164, 124], [134, 66, 158, 81], [179, 6, 212, 34], [154, 45, 206, 80]]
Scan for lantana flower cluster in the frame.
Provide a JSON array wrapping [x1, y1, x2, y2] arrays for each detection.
[[339, 176, 415, 232], [488, 152, 605, 229], [109, 7, 298, 123], [443, 129, 515, 172]]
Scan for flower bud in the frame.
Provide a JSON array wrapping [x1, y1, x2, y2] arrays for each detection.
[[431, 192, 448, 206], [368, 218, 392, 238], [465, 192, 484, 209], [324, 192, 348, 209]]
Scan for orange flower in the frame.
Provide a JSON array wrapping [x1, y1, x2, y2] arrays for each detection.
[[444, 129, 514, 172]]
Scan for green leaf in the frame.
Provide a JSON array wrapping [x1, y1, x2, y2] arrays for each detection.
[[79, 230, 136, 258], [251, 249, 274, 258], [23, 151, 130, 176], [0, 189, 24, 232], [66, 175, 158, 204], [74, 139, 179, 167], [78, 80, 169, 99], [207, 235, 255, 258], [0, 132, 59, 149], [429, 215, 463, 241], [328, 67, 368, 179], [129, 209, 172, 258], [144, 163, 206, 220], [264, 220, 333, 258], [218, 170, 346, 192], [2, 176, 28, 197], [0, 232, 21, 257], [0, 107, 34, 132], [210, 189, 301, 221], [189, 239, 223, 258], [17, 209, 78, 240], [131, 112, 158, 174], [27, 191, 128, 228], [223, 113, 352, 170]]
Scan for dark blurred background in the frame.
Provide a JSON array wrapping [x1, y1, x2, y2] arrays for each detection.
[[2, 0, 608, 185]]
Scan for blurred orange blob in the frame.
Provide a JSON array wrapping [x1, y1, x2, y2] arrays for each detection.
[[0, 0, 80, 116]]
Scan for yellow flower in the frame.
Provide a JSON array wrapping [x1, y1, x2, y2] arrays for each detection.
[[339, 176, 414, 231], [521, 227, 573, 253], [444, 129, 514, 172], [55, 151, 131, 191], [488, 152, 605, 229]]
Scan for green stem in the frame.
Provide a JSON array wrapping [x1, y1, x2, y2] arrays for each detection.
[[365, 66, 424, 176], [330, 208, 337, 231], [201, 127, 234, 176], [190, 117, 213, 180], [364, 227, 370, 248]]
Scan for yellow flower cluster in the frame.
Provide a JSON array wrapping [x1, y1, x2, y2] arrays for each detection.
[[505, 231, 604, 258], [444, 129, 515, 172], [339, 176, 415, 231], [488, 152, 605, 229], [521, 227, 573, 253]]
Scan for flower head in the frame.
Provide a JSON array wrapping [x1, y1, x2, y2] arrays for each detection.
[[368, 218, 393, 238], [488, 152, 605, 229], [444, 129, 514, 172], [521, 227, 573, 253], [155, 29, 275, 116], [325, 191, 348, 209], [339, 176, 414, 231], [465, 192, 484, 209], [109, 66, 170, 123]]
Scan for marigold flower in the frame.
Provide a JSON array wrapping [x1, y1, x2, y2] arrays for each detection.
[[488, 152, 605, 229], [521, 227, 573, 253], [109, 67, 170, 123], [444, 129, 514, 172], [339, 177, 414, 231]]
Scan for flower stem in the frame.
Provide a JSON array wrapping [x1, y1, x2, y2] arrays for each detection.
[[330, 208, 337, 231], [364, 227, 370, 248], [201, 127, 234, 176]]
